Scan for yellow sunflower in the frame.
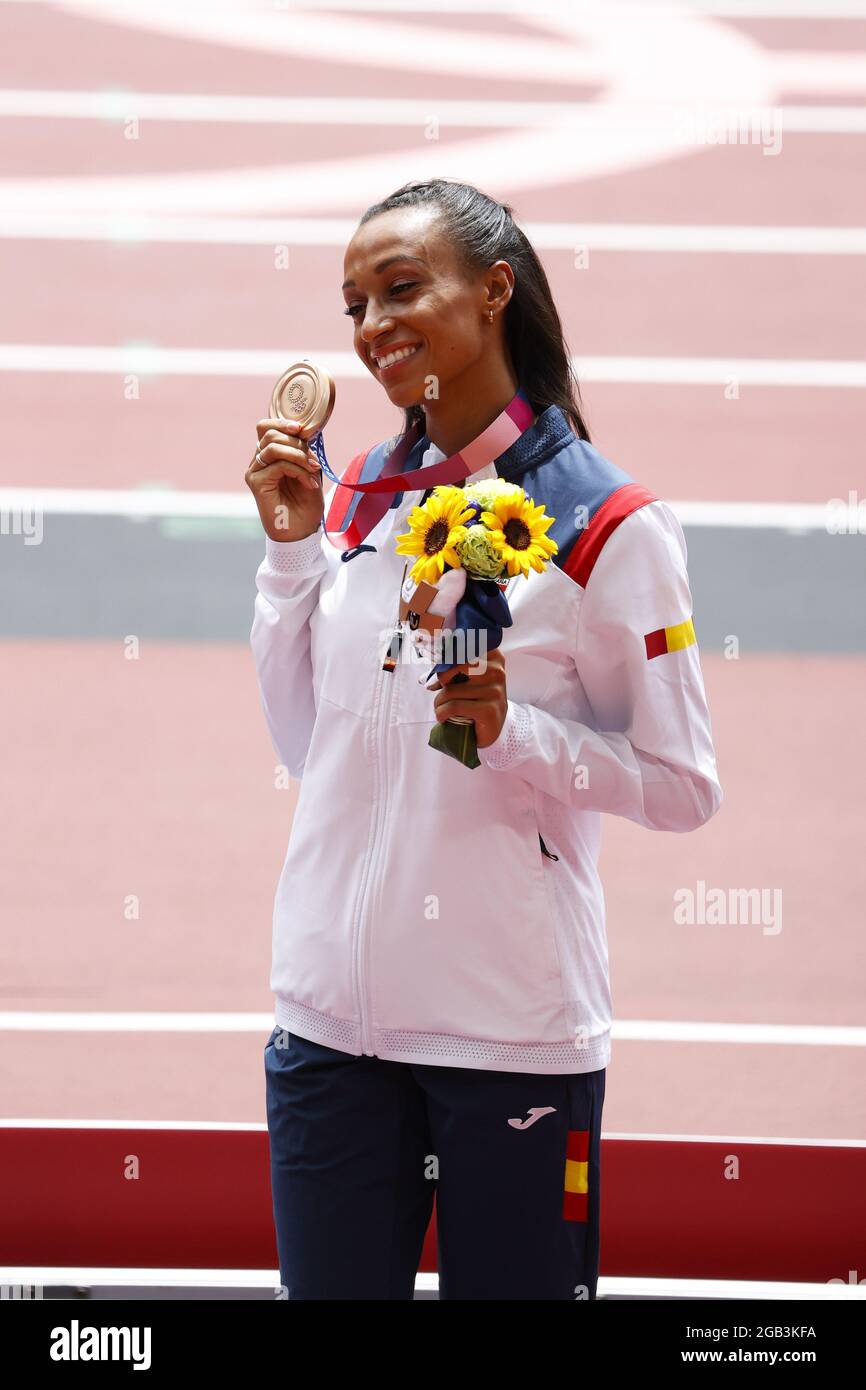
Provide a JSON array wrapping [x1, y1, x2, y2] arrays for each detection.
[[479, 492, 558, 578], [395, 489, 474, 586]]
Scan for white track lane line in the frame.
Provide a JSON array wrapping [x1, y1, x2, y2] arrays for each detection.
[[33, 0, 866, 14], [0, 1266, 861, 1298], [1, 1013, 864, 1044], [2, 90, 866, 131], [680, 2, 866, 18], [1, 215, 865, 254], [37, 0, 866, 14], [1, 345, 863, 387], [0, 487, 850, 532], [3, 1119, 865, 1145]]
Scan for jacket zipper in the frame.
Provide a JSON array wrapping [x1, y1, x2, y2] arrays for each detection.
[[539, 833, 559, 861], [352, 632, 395, 1057]]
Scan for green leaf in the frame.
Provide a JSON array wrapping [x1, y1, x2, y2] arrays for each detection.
[[428, 719, 481, 769]]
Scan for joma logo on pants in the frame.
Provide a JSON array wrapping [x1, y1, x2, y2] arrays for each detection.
[[50, 1321, 152, 1371]]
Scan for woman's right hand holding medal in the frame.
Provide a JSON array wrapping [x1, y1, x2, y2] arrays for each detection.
[[246, 417, 325, 542]]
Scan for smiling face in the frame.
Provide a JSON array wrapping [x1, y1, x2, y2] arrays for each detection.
[[342, 205, 502, 410]]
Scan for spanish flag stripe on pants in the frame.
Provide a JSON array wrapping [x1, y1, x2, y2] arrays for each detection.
[[563, 1129, 589, 1222], [645, 616, 696, 661]]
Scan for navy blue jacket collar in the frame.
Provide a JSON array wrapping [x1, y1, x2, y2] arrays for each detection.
[[406, 403, 575, 483]]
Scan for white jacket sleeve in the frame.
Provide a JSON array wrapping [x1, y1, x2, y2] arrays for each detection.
[[478, 500, 723, 832], [250, 527, 328, 781]]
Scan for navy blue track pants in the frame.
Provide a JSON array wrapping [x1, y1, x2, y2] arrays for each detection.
[[264, 1025, 605, 1301]]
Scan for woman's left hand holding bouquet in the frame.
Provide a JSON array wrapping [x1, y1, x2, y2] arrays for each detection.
[[426, 648, 508, 749]]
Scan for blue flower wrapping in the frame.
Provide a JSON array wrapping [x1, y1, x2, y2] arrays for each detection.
[[424, 575, 513, 768], [427, 574, 513, 679]]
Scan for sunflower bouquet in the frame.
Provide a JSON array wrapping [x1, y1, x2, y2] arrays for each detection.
[[394, 479, 558, 768]]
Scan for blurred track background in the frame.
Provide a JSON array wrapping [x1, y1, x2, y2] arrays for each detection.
[[1, 0, 864, 1167]]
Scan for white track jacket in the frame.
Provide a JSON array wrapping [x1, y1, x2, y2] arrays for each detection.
[[250, 404, 723, 1074]]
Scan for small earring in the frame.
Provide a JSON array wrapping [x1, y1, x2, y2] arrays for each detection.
[[488, 310, 494, 323]]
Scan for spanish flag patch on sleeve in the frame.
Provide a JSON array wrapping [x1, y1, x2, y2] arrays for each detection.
[[563, 1129, 589, 1222], [644, 616, 697, 661]]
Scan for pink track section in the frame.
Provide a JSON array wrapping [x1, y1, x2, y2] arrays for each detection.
[[3, 646, 863, 1137]]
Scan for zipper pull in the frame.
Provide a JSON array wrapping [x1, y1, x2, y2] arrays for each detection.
[[539, 833, 559, 861], [383, 561, 408, 673], [382, 622, 403, 673]]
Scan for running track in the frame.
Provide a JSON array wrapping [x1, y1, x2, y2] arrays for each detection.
[[1, 0, 864, 1162]]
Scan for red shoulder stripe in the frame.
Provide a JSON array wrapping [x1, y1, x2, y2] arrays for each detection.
[[564, 482, 658, 588], [324, 448, 370, 534]]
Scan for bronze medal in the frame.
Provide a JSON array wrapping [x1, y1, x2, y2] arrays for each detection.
[[269, 359, 336, 441]]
